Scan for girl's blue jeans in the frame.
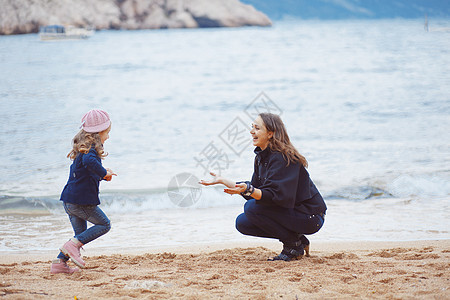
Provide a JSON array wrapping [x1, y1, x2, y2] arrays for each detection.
[[57, 202, 111, 260], [235, 199, 324, 246]]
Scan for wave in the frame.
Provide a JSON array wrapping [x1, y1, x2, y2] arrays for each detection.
[[387, 174, 450, 198], [325, 172, 450, 201], [1, 174, 448, 215], [324, 186, 393, 201], [0, 187, 243, 216], [0, 195, 60, 216]]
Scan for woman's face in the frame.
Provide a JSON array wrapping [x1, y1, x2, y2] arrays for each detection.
[[250, 116, 273, 150], [99, 126, 111, 144]]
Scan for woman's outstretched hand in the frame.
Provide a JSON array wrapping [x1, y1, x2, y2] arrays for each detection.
[[198, 172, 222, 186], [199, 172, 255, 197], [224, 182, 246, 195], [199, 172, 236, 189]]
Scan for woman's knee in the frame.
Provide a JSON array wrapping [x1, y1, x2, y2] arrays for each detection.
[[244, 199, 270, 219], [244, 199, 258, 214], [235, 213, 250, 234]]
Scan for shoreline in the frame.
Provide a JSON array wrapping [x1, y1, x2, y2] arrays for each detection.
[[1, 239, 449, 263], [1, 239, 449, 299]]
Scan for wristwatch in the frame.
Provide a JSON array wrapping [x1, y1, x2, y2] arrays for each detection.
[[242, 181, 255, 197]]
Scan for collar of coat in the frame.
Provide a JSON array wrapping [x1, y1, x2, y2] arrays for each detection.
[[254, 146, 273, 164]]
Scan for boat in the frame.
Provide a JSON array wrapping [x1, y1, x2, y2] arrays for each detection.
[[39, 25, 94, 41]]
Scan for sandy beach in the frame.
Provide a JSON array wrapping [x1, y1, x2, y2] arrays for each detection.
[[0, 239, 448, 299], [1, 17, 450, 300]]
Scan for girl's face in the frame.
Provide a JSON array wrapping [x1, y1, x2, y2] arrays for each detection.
[[250, 116, 273, 150], [99, 126, 111, 144]]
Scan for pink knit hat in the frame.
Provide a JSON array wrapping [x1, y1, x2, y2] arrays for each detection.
[[80, 109, 111, 133]]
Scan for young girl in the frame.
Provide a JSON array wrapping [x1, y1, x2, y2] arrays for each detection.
[[50, 109, 116, 274], [200, 113, 326, 261]]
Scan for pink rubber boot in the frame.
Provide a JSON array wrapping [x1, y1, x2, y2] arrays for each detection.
[[60, 238, 86, 268], [50, 259, 80, 274]]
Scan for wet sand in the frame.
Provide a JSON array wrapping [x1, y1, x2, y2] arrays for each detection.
[[0, 240, 449, 299]]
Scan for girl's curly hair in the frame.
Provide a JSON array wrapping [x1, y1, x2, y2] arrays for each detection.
[[67, 129, 107, 160]]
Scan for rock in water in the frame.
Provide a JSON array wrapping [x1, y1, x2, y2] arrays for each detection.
[[0, 0, 272, 35]]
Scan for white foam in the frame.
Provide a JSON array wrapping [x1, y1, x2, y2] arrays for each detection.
[[387, 174, 450, 198]]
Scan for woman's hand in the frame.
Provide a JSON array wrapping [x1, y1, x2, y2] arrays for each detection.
[[199, 172, 237, 188], [224, 182, 247, 195], [200, 172, 258, 198], [198, 172, 223, 186], [104, 168, 117, 181]]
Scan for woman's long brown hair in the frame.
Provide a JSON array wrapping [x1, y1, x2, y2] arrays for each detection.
[[259, 113, 308, 167], [67, 129, 107, 160]]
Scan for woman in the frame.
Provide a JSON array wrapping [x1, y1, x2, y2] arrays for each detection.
[[200, 113, 326, 261]]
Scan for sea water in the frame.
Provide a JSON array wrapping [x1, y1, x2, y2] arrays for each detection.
[[0, 19, 449, 252]]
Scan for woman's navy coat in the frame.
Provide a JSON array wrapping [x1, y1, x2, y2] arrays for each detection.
[[245, 147, 327, 215]]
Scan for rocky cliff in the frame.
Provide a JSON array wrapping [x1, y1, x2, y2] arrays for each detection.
[[0, 0, 271, 35]]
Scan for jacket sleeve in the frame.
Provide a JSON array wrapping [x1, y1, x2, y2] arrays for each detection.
[[258, 153, 300, 208], [82, 150, 107, 180]]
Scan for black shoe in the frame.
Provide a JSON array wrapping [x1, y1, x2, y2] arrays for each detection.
[[268, 245, 304, 261], [299, 235, 310, 257]]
